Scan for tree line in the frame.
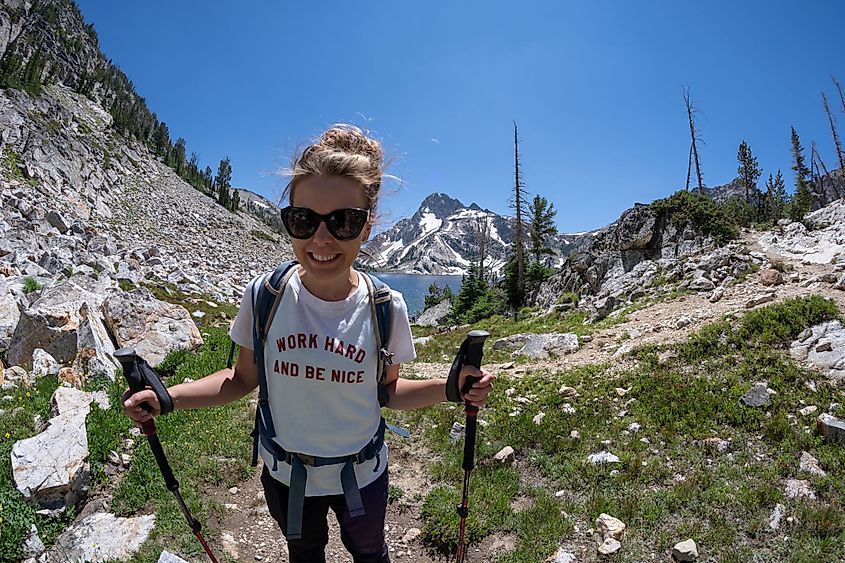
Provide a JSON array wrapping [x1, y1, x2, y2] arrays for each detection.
[[683, 79, 845, 227]]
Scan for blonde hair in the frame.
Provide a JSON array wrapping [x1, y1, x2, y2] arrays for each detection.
[[283, 124, 384, 213]]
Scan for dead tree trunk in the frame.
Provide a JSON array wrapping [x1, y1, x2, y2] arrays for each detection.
[[685, 141, 693, 192], [513, 121, 525, 301], [822, 92, 845, 172], [683, 87, 704, 193]]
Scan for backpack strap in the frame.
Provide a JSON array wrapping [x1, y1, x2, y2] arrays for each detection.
[[362, 273, 394, 406], [251, 261, 298, 465], [363, 273, 411, 438]]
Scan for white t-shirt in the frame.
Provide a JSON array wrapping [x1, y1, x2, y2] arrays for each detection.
[[229, 268, 416, 495]]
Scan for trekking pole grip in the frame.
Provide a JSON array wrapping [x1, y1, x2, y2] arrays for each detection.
[[114, 347, 157, 436], [460, 330, 489, 416]]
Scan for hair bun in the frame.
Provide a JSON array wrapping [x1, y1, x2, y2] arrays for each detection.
[[318, 124, 383, 165]]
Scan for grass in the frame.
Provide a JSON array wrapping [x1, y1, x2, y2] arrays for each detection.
[[0, 328, 253, 562], [111, 328, 254, 562], [393, 295, 845, 561], [411, 304, 639, 365], [1, 147, 37, 187]]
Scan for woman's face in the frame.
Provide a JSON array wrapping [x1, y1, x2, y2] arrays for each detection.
[[289, 175, 373, 287]]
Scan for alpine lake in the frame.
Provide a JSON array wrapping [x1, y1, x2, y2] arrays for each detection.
[[369, 273, 462, 320]]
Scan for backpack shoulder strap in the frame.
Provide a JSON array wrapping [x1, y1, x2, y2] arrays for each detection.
[[362, 272, 395, 410], [251, 260, 298, 462]]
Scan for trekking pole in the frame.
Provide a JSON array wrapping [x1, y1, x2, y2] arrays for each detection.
[[447, 330, 490, 563], [114, 348, 220, 563]]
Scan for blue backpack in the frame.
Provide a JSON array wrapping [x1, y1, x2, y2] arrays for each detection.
[[227, 260, 405, 539]]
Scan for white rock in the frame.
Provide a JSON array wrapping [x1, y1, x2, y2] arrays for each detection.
[[158, 551, 190, 563], [11, 387, 91, 510], [494, 446, 515, 464], [23, 524, 45, 558], [31, 349, 60, 379], [672, 538, 698, 561], [549, 547, 577, 562], [596, 513, 626, 540], [597, 537, 621, 555], [784, 479, 816, 499], [402, 527, 422, 542], [587, 451, 620, 464], [769, 503, 785, 531], [448, 422, 465, 443], [559, 385, 579, 398], [48, 512, 155, 562], [799, 451, 826, 477]]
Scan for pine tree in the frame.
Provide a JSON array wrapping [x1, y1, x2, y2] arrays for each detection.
[[173, 138, 186, 175], [527, 195, 558, 264], [790, 127, 810, 182], [737, 140, 761, 204], [764, 170, 788, 222], [203, 166, 214, 193], [771, 170, 788, 219], [215, 157, 233, 208], [789, 130, 813, 221], [155, 122, 170, 158]]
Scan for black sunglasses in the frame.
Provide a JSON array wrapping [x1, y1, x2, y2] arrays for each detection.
[[280, 206, 370, 241]]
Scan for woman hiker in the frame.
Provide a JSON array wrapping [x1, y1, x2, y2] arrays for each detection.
[[122, 124, 494, 563]]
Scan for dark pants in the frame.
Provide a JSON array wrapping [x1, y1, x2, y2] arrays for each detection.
[[261, 466, 391, 563]]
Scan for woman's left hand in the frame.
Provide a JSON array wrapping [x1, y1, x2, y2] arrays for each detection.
[[458, 365, 495, 408]]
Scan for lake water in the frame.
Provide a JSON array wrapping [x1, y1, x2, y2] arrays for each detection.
[[371, 273, 463, 317]]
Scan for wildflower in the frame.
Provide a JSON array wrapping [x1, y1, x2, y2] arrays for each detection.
[[4, 432, 9, 439]]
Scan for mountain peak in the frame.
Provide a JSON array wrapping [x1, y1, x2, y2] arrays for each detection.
[[419, 192, 465, 217]]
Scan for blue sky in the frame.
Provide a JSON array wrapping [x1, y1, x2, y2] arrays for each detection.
[[76, 0, 845, 233]]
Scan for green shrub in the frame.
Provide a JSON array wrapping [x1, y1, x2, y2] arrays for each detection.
[[650, 190, 738, 244], [23, 276, 43, 294], [738, 295, 839, 345], [555, 291, 579, 305]]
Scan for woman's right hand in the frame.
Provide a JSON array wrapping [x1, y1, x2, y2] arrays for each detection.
[[122, 388, 161, 426]]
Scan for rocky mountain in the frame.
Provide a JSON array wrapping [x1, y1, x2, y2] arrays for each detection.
[[361, 192, 591, 275], [236, 187, 285, 233]]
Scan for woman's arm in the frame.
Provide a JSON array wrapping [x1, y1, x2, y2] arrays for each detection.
[[383, 364, 494, 411], [123, 346, 259, 424]]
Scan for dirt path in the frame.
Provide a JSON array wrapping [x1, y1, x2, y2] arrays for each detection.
[[208, 433, 507, 563], [209, 235, 845, 562]]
